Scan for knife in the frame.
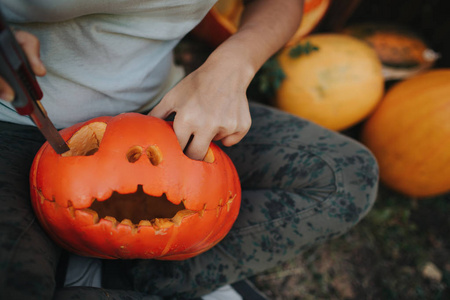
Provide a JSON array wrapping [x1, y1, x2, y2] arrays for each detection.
[[0, 12, 70, 154]]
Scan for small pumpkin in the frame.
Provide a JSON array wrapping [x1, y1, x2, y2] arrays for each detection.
[[273, 33, 384, 131], [30, 113, 241, 260], [343, 23, 440, 80], [362, 69, 450, 197], [191, 0, 331, 48]]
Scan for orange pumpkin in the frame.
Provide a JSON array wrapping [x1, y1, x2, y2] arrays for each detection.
[[30, 113, 241, 260], [191, 0, 331, 48], [343, 23, 440, 80], [274, 34, 384, 131], [362, 69, 450, 197]]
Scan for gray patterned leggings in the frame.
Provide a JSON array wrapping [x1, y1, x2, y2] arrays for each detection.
[[0, 103, 378, 299]]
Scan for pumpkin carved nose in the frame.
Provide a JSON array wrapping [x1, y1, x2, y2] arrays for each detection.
[[146, 145, 162, 165], [126, 145, 163, 165], [126, 146, 142, 163]]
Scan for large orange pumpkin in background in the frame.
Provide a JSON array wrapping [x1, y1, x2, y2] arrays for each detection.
[[30, 113, 241, 260], [191, 0, 331, 48], [274, 34, 384, 131], [362, 69, 450, 198]]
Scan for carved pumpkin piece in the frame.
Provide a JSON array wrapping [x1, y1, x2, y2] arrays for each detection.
[[30, 113, 241, 260]]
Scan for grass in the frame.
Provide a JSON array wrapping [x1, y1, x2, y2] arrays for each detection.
[[251, 185, 450, 299]]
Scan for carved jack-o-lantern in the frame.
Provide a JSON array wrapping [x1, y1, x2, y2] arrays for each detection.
[[30, 113, 241, 260]]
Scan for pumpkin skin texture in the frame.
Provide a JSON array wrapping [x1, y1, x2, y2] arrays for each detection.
[[191, 0, 331, 48], [275, 34, 384, 131], [30, 113, 241, 260], [362, 69, 450, 198]]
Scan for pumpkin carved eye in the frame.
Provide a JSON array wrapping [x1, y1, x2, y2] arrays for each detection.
[[62, 122, 107, 157]]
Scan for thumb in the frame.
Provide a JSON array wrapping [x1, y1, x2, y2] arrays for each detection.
[[15, 31, 46, 76], [0, 77, 15, 102]]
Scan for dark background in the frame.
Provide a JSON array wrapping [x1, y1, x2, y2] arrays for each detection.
[[318, 0, 450, 68], [249, 1, 450, 299]]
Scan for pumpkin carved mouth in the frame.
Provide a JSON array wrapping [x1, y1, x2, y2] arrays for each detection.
[[37, 186, 237, 232], [89, 185, 187, 225]]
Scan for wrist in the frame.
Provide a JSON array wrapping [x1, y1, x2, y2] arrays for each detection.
[[204, 42, 258, 89]]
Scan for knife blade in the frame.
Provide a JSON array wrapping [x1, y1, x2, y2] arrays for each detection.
[[0, 11, 69, 154]]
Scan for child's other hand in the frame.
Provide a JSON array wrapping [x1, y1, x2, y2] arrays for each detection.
[[0, 31, 46, 101]]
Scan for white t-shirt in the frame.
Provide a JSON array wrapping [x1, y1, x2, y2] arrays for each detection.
[[0, 0, 216, 128]]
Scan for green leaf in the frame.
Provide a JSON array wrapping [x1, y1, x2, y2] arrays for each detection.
[[255, 57, 286, 99], [289, 41, 319, 58]]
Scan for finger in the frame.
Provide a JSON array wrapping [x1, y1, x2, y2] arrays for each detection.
[[0, 77, 15, 102], [220, 130, 248, 147], [184, 133, 215, 161], [15, 31, 46, 76], [148, 101, 174, 120], [172, 118, 195, 153]]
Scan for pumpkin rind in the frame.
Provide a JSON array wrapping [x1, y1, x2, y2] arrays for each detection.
[[30, 113, 241, 260], [275, 33, 384, 131], [361, 69, 450, 197]]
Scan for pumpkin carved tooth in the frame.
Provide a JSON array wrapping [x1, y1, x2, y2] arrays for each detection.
[[120, 219, 133, 226], [103, 216, 118, 227], [198, 204, 207, 218], [37, 189, 47, 205], [152, 218, 174, 230], [138, 220, 152, 227], [67, 204, 76, 219], [216, 206, 221, 217], [226, 193, 237, 212], [171, 210, 197, 226], [80, 208, 99, 224]]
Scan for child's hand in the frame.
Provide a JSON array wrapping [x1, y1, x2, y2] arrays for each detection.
[[149, 56, 252, 161], [0, 30, 46, 101]]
